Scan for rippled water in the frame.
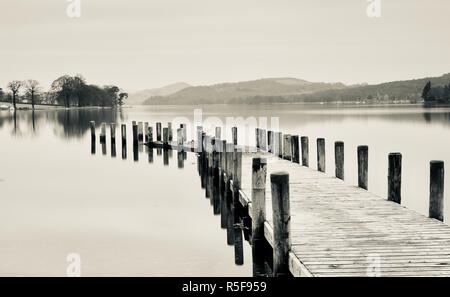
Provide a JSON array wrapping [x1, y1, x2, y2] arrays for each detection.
[[1, 103, 450, 276]]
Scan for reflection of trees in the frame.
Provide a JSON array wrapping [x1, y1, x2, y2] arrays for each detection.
[[0, 108, 127, 139]]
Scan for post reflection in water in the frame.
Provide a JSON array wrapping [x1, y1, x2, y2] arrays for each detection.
[[163, 149, 169, 166], [133, 143, 139, 162], [148, 146, 154, 163], [177, 151, 185, 169]]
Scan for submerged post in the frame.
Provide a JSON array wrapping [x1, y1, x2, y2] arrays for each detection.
[[168, 122, 173, 141], [215, 127, 221, 139], [121, 124, 126, 145], [291, 135, 299, 164], [132, 123, 138, 146], [301, 136, 309, 167], [148, 126, 153, 142], [277, 132, 283, 158], [177, 128, 183, 152], [100, 122, 106, 143], [335, 141, 344, 180], [357, 145, 369, 190], [90, 121, 96, 142], [429, 161, 444, 221], [197, 126, 203, 153], [260, 129, 267, 151], [252, 158, 267, 276], [163, 127, 169, 145], [144, 122, 149, 142], [110, 123, 116, 142], [271, 172, 291, 277], [138, 122, 143, 142], [388, 153, 402, 204], [156, 122, 162, 141], [255, 128, 260, 149]]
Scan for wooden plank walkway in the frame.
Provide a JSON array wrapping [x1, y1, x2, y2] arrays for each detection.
[[237, 151, 450, 277]]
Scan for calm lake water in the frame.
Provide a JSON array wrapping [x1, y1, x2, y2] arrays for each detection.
[[1, 103, 450, 276]]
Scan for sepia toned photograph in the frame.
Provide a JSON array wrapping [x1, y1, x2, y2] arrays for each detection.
[[1, 0, 450, 287]]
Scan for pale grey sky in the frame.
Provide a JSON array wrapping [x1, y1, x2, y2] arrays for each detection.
[[0, 0, 449, 91]]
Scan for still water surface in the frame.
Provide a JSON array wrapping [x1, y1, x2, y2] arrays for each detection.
[[1, 103, 450, 276]]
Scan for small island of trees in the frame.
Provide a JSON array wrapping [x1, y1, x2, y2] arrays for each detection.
[[0, 74, 128, 110]]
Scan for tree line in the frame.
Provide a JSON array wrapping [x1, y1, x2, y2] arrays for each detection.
[[422, 81, 450, 103], [0, 75, 128, 109]]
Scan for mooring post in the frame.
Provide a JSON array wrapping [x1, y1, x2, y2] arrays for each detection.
[[180, 124, 187, 143], [233, 148, 243, 265], [144, 122, 149, 142], [252, 158, 267, 276], [163, 127, 169, 146], [177, 128, 183, 152], [271, 172, 291, 277], [260, 129, 267, 151], [268, 131, 273, 153], [212, 138, 221, 215], [291, 135, 299, 164], [121, 124, 126, 145], [277, 132, 283, 158], [429, 161, 444, 221], [156, 122, 162, 141], [301, 136, 309, 167], [148, 126, 153, 142], [283, 134, 292, 161], [132, 123, 138, 146], [215, 127, 221, 139], [334, 141, 344, 180], [255, 128, 260, 149], [90, 121, 96, 142], [225, 143, 235, 245], [232, 127, 238, 145], [168, 122, 173, 141], [357, 145, 369, 190], [138, 122, 143, 142], [317, 138, 326, 173], [100, 122, 106, 143], [197, 126, 203, 153], [110, 123, 116, 142], [388, 153, 402, 204]]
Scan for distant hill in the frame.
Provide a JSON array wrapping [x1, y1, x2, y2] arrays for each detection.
[[127, 82, 190, 105], [143, 78, 346, 105], [141, 73, 450, 105]]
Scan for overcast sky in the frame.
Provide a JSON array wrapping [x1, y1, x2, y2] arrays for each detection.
[[0, 0, 449, 91]]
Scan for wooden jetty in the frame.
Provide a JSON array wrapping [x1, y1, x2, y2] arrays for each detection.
[[91, 121, 450, 277]]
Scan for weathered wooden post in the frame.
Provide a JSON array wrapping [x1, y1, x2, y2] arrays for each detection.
[[156, 122, 162, 141], [180, 123, 187, 143], [233, 148, 243, 265], [100, 122, 106, 143], [232, 127, 238, 145], [277, 132, 283, 158], [335, 141, 344, 180], [357, 145, 369, 190], [255, 128, 260, 149], [212, 138, 221, 215], [215, 127, 221, 139], [291, 135, 299, 164], [168, 122, 173, 141], [388, 153, 402, 204], [317, 138, 325, 173], [197, 126, 203, 153], [260, 129, 267, 151], [132, 123, 138, 146], [90, 121, 96, 142], [110, 123, 116, 142], [144, 122, 149, 142], [271, 172, 291, 277], [177, 128, 183, 152], [121, 124, 126, 145], [252, 157, 267, 276], [301, 136, 309, 167], [219, 139, 227, 228], [138, 122, 143, 142], [148, 126, 153, 143], [283, 134, 292, 161], [163, 127, 169, 146], [268, 131, 273, 153], [429, 161, 444, 221], [225, 143, 235, 245]]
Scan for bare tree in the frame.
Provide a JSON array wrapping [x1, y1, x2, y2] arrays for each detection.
[[25, 79, 40, 110], [7, 80, 23, 110]]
